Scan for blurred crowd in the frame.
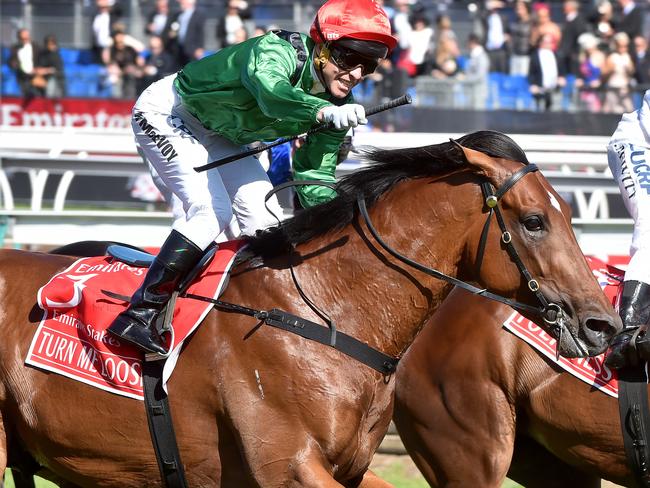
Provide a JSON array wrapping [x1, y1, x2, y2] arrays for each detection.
[[6, 0, 650, 113], [383, 0, 650, 113]]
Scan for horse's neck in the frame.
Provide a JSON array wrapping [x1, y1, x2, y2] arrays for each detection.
[[297, 180, 472, 358]]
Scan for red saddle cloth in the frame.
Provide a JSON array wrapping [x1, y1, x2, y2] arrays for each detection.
[[26, 240, 245, 400], [502, 255, 626, 398]]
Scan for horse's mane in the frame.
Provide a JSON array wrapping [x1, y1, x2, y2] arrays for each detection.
[[246, 130, 528, 257]]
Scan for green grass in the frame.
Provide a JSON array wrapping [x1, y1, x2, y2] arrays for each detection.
[[4, 469, 58, 487], [369, 455, 524, 487], [371, 458, 429, 488], [4, 467, 525, 487]]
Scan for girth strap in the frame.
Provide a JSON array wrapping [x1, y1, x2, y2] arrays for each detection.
[[617, 365, 650, 487], [183, 293, 399, 376], [142, 358, 188, 488]]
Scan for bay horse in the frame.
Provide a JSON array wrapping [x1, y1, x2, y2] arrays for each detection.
[[1, 131, 619, 487], [393, 286, 634, 488]]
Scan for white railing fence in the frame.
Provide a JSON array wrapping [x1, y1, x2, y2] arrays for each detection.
[[0, 126, 632, 253]]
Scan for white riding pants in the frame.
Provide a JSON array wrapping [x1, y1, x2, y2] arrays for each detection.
[[608, 91, 650, 284], [132, 74, 282, 250]]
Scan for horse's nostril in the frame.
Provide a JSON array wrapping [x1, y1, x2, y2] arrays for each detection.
[[585, 317, 617, 338]]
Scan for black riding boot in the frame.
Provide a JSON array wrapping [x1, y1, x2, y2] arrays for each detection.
[[605, 280, 650, 368], [108, 230, 203, 355]]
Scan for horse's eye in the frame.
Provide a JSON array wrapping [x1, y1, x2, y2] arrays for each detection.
[[523, 216, 544, 232]]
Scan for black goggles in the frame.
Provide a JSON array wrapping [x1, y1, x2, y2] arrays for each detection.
[[328, 45, 381, 75]]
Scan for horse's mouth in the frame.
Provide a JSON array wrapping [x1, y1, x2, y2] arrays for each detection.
[[533, 285, 620, 359], [555, 312, 620, 358]]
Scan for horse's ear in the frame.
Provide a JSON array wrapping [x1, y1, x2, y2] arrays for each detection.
[[450, 139, 499, 177]]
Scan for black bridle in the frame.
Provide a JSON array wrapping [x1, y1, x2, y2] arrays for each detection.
[[355, 162, 573, 352], [245, 159, 583, 370]]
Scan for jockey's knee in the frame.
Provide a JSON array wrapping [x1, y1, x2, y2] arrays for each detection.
[[235, 208, 280, 236], [175, 204, 232, 249], [231, 183, 283, 236]]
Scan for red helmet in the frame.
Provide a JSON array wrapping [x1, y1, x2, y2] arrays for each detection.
[[310, 0, 397, 53]]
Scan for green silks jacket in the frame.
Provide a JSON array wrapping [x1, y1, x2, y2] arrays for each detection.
[[174, 31, 352, 208]]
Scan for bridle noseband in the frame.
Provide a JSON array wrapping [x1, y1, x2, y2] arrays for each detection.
[[357, 162, 575, 355]]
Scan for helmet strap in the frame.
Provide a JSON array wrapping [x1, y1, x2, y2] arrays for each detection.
[[314, 44, 330, 70], [312, 45, 329, 89]]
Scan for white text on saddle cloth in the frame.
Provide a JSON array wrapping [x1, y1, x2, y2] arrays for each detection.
[[502, 255, 626, 398], [25, 241, 245, 400]]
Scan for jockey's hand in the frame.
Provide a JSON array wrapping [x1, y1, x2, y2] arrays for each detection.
[[318, 104, 367, 130], [605, 324, 650, 368]]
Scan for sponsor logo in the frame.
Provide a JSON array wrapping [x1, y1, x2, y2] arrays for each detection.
[[616, 142, 636, 199], [168, 114, 198, 143], [0, 100, 132, 127], [629, 143, 650, 196], [133, 111, 179, 162]]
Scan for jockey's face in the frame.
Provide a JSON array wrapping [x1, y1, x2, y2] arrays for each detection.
[[316, 44, 368, 99]]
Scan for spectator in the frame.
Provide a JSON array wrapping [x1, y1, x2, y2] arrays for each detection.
[[557, 0, 588, 81], [576, 32, 605, 112], [528, 33, 560, 111], [232, 27, 248, 46], [432, 14, 459, 64], [509, 1, 533, 77], [602, 32, 635, 113], [91, 0, 119, 64], [392, 0, 413, 63], [165, 0, 205, 67], [431, 32, 460, 79], [593, 0, 616, 51], [112, 21, 145, 54], [482, 0, 509, 73], [407, 15, 434, 77], [8, 28, 40, 102], [530, 3, 561, 53], [145, 0, 173, 38], [634, 36, 650, 87], [137, 35, 178, 94], [429, 14, 460, 79], [216, 0, 252, 49], [106, 29, 142, 98], [252, 25, 267, 38], [366, 57, 410, 128], [36, 34, 66, 99], [460, 33, 490, 109], [616, 0, 644, 48]]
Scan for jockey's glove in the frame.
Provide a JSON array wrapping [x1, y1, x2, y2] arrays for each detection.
[[318, 104, 367, 130]]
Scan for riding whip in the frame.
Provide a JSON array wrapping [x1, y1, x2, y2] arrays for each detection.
[[193, 94, 412, 173]]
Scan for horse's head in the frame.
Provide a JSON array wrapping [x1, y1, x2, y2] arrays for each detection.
[[456, 139, 621, 357], [247, 131, 621, 359]]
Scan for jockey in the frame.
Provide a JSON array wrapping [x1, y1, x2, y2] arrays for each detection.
[[605, 90, 650, 368], [107, 0, 397, 355]]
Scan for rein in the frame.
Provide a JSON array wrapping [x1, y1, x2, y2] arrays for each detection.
[[356, 162, 573, 354]]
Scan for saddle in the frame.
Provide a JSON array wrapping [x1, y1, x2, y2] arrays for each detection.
[[104, 243, 224, 344]]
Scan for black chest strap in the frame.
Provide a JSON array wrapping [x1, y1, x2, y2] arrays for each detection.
[[272, 29, 308, 85], [617, 365, 650, 487], [182, 294, 399, 377]]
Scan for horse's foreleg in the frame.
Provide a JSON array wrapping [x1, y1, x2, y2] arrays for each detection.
[[508, 436, 600, 488], [9, 469, 35, 488], [0, 414, 7, 476], [346, 469, 395, 488], [291, 458, 345, 488]]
